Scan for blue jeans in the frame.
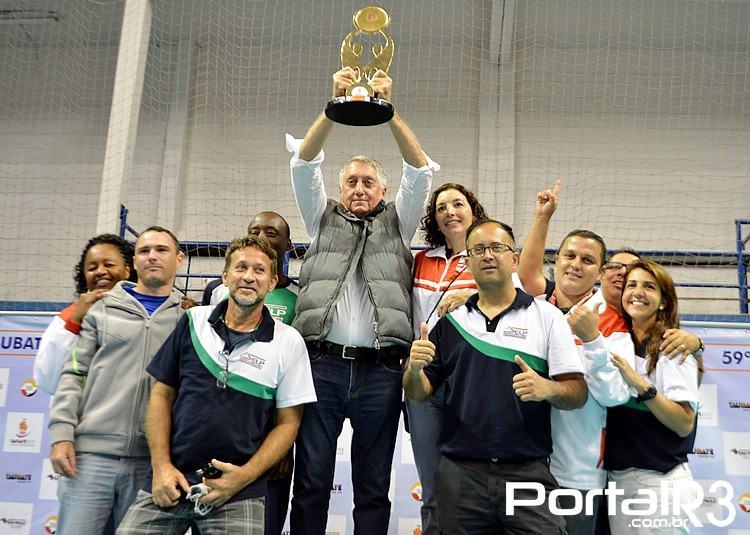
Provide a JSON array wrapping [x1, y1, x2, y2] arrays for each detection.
[[57, 453, 150, 535], [405, 385, 445, 535], [290, 349, 403, 535]]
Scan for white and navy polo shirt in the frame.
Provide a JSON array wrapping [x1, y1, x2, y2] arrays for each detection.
[[145, 300, 316, 502], [423, 290, 583, 462], [604, 339, 699, 474]]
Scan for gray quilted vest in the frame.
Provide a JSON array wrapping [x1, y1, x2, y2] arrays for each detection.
[[293, 199, 413, 347]]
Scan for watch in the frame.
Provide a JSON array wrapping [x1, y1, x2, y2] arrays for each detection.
[[695, 337, 705, 355], [636, 384, 657, 403]]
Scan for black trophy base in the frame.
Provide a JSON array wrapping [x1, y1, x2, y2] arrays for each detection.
[[325, 96, 394, 126]]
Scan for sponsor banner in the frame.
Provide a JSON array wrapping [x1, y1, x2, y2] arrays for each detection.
[[1, 316, 749, 533], [699, 383, 719, 427], [0, 501, 33, 535], [3, 412, 44, 454], [724, 433, 750, 476], [38, 460, 60, 501]]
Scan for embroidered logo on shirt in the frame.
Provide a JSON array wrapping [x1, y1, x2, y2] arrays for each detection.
[[503, 326, 528, 340], [239, 353, 266, 370]]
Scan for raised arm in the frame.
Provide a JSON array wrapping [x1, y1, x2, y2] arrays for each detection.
[[299, 113, 335, 163], [298, 68, 360, 161], [388, 112, 427, 168], [518, 181, 561, 297]]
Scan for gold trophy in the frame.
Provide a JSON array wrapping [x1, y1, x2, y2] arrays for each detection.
[[325, 6, 395, 126]]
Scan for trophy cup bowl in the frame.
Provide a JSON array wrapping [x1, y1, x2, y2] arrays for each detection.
[[325, 6, 395, 126], [325, 96, 394, 126]]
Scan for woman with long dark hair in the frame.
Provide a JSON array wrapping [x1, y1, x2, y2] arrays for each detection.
[[604, 260, 699, 533]]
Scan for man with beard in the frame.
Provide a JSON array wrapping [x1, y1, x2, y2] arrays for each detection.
[[117, 236, 316, 534]]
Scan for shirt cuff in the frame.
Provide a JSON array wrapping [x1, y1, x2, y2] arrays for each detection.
[[64, 318, 81, 335], [582, 335, 609, 366], [48, 423, 76, 445], [403, 153, 440, 176], [286, 134, 325, 166]]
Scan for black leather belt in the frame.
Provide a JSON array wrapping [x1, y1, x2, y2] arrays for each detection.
[[306, 341, 403, 364]]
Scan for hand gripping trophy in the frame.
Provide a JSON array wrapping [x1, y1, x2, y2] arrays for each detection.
[[325, 6, 395, 126]]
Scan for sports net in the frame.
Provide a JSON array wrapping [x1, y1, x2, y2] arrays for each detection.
[[0, 0, 747, 314]]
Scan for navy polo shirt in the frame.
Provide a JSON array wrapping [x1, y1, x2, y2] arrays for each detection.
[[145, 301, 278, 502], [604, 339, 698, 473], [423, 290, 583, 462]]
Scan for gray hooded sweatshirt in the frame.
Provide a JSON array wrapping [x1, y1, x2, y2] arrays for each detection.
[[48, 281, 183, 458]]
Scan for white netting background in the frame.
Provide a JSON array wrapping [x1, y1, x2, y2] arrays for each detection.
[[0, 0, 747, 313]]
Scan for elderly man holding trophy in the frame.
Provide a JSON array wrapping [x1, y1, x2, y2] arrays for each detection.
[[285, 7, 439, 534]]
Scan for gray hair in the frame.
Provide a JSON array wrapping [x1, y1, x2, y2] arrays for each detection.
[[338, 155, 387, 189]]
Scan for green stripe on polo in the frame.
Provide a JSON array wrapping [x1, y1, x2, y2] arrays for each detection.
[[187, 311, 276, 400], [621, 397, 651, 412], [446, 313, 549, 374]]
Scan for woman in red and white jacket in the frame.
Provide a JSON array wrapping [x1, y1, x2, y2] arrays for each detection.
[[34, 234, 134, 395]]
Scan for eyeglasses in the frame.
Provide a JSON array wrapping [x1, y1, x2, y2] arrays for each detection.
[[466, 243, 514, 257], [216, 350, 230, 389], [602, 262, 628, 272]]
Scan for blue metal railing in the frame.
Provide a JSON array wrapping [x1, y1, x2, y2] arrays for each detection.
[[116, 205, 750, 314]]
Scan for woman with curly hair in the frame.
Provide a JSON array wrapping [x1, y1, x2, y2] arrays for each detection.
[[407, 182, 486, 535], [34, 234, 135, 394], [603, 259, 699, 533]]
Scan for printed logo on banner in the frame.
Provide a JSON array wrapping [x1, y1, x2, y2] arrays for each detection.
[[3, 412, 44, 453], [0, 333, 42, 354], [0, 368, 9, 408], [694, 479, 735, 527], [728, 400, 750, 411], [20, 379, 38, 398], [724, 432, 750, 475], [0, 501, 33, 535], [698, 384, 718, 426], [690, 447, 715, 458], [398, 518, 423, 535], [39, 459, 61, 500], [739, 493, 750, 513], [410, 481, 422, 502], [4, 472, 32, 483], [324, 514, 347, 535], [44, 515, 58, 534], [331, 483, 343, 494]]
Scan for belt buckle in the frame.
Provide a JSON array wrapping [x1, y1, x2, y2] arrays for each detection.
[[341, 345, 357, 360]]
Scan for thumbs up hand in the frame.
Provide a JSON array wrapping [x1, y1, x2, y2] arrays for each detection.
[[407, 323, 435, 377], [512, 355, 552, 402], [567, 302, 602, 343]]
